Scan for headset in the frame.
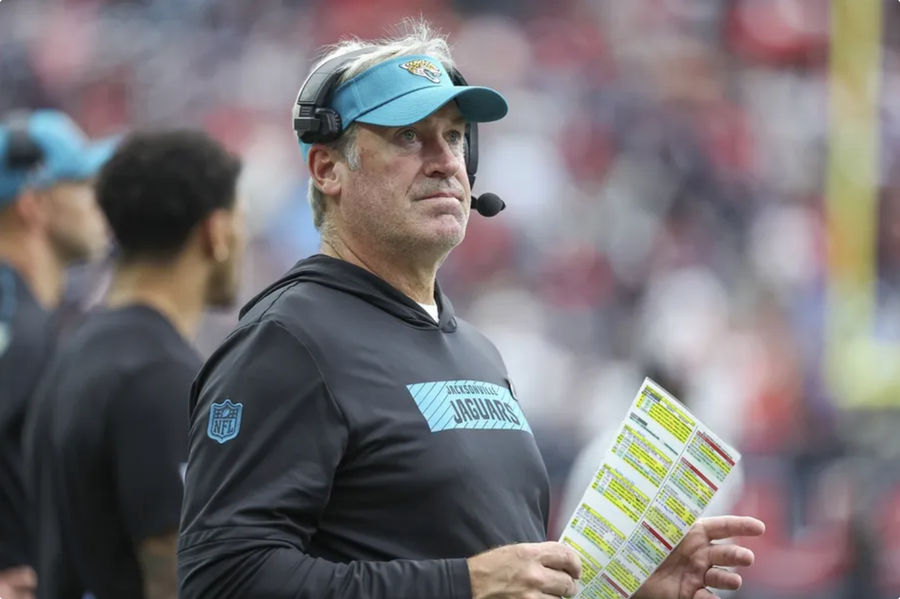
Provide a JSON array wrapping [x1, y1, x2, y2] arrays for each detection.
[[292, 50, 505, 217], [4, 113, 43, 170]]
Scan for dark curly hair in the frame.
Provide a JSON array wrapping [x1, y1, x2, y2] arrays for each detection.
[[96, 130, 242, 262]]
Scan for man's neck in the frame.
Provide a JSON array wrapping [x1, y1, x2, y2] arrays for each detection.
[[106, 259, 206, 341], [0, 232, 65, 308], [320, 234, 439, 305]]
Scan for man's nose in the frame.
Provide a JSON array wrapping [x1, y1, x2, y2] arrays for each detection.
[[423, 137, 462, 179]]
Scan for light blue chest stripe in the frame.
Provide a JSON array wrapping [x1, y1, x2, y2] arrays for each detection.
[[407, 379, 532, 434]]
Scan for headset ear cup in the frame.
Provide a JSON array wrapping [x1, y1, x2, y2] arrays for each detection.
[[293, 47, 372, 146], [465, 121, 478, 189], [316, 108, 343, 143], [464, 128, 474, 188], [463, 128, 470, 165], [297, 108, 343, 144]]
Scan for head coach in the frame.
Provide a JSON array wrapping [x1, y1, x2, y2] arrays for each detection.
[[177, 21, 765, 599]]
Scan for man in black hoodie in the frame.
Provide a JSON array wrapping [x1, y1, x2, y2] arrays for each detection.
[[178, 22, 765, 599], [27, 130, 244, 599]]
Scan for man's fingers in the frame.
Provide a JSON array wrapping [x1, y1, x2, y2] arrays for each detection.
[[704, 566, 743, 590], [692, 588, 720, 599], [707, 543, 755, 567], [538, 543, 582, 580], [536, 568, 578, 597], [700, 515, 765, 541]]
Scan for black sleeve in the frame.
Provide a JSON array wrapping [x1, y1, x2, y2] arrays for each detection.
[[109, 359, 191, 544], [177, 318, 471, 599]]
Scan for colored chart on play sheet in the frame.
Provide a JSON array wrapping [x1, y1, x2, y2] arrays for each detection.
[[559, 378, 741, 598]]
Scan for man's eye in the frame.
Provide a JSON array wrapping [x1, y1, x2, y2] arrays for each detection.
[[447, 130, 463, 144], [400, 129, 417, 142]]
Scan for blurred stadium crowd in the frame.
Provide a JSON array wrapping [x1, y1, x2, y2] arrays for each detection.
[[2, 1, 897, 598]]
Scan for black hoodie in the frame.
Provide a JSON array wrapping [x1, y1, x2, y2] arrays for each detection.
[[177, 255, 550, 599]]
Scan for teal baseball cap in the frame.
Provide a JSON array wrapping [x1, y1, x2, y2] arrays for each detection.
[[0, 109, 117, 206], [300, 54, 508, 158]]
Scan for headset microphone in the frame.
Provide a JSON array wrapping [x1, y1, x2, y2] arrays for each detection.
[[472, 192, 505, 217]]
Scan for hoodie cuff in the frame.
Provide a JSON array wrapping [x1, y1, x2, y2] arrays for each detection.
[[445, 557, 473, 599]]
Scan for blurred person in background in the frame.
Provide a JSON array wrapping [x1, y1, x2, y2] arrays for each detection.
[[0, 109, 112, 599], [178, 20, 764, 599], [24, 130, 244, 599]]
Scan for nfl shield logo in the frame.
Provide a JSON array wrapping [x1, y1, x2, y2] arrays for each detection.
[[207, 399, 243, 444]]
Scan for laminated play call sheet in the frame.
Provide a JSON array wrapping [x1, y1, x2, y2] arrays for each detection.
[[558, 378, 741, 599]]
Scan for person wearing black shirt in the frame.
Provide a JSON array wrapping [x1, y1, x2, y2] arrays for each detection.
[[178, 21, 765, 599], [25, 130, 244, 599], [0, 109, 113, 599]]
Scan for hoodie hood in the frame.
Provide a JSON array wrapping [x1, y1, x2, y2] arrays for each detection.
[[241, 254, 457, 332]]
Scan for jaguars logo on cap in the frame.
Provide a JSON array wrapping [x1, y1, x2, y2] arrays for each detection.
[[399, 59, 442, 84]]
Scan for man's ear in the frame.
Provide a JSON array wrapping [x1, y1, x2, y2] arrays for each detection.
[[13, 189, 46, 229], [201, 209, 232, 263], [308, 144, 342, 197]]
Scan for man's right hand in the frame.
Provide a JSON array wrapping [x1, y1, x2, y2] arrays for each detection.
[[467, 541, 582, 599]]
